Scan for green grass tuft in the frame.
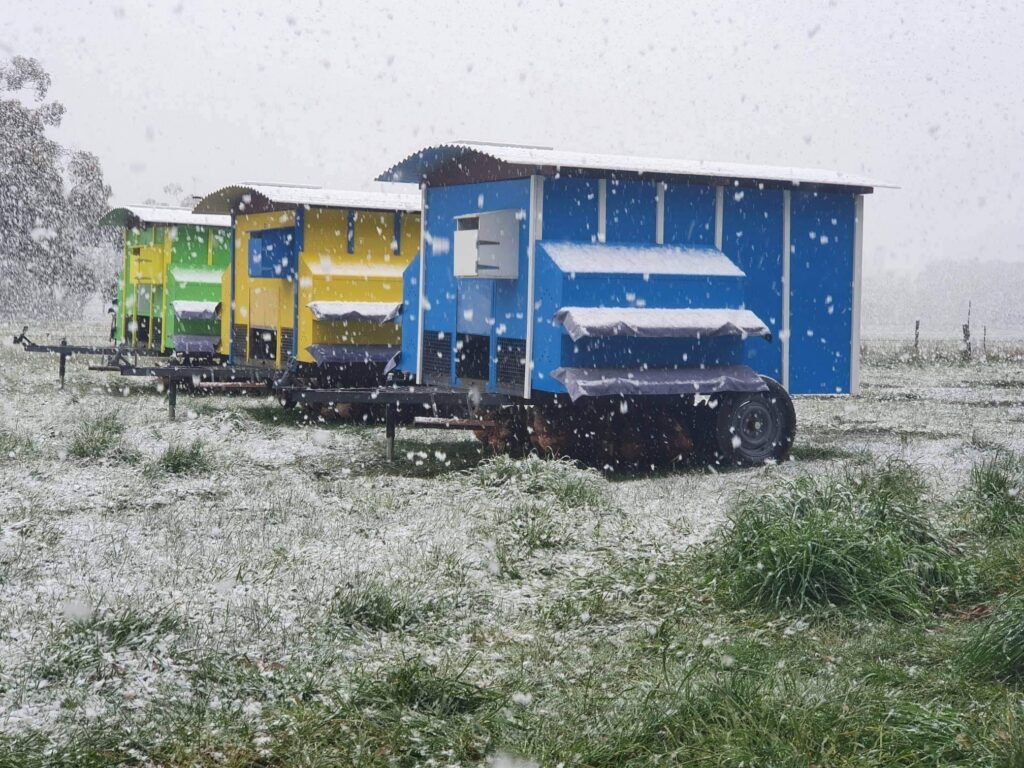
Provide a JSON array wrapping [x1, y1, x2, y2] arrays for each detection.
[[353, 656, 500, 717], [961, 453, 1024, 536], [0, 425, 35, 462], [67, 412, 140, 463], [156, 439, 212, 475], [474, 455, 607, 509], [328, 578, 427, 632], [703, 461, 960, 617], [37, 607, 181, 682], [790, 443, 872, 463], [962, 591, 1024, 682]]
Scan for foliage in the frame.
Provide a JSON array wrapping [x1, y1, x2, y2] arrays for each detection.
[[0, 55, 117, 318]]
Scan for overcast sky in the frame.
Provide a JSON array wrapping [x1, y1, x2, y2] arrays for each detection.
[[3, 0, 1022, 276]]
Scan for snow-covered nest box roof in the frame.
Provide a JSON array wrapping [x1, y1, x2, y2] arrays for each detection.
[[167, 266, 225, 285], [99, 205, 230, 229], [307, 301, 402, 323], [541, 242, 745, 277], [378, 142, 894, 192], [193, 183, 421, 216], [553, 307, 771, 342]]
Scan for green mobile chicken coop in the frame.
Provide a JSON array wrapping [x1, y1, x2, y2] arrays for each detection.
[[100, 205, 233, 357]]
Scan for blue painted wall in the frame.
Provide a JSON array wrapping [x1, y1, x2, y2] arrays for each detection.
[[663, 183, 716, 246], [405, 178, 532, 387], [721, 186, 785, 381], [606, 179, 657, 243], [543, 177, 599, 241], [403, 171, 859, 397], [789, 190, 855, 394]]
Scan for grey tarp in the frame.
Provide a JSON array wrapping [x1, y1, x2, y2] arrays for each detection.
[[553, 307, 771, 343], [308, 301, 402, 323], [171, 300, 220, 321], [172, 335, 218, 355], [551, 365, 768, 401], [307, 345, 398, 366]]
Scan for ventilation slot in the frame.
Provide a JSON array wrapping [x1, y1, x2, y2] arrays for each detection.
[[422, 331, 451, 385], [231, 324, 248, 361], [456, 333, 489, 382], [279, 328, 295, 361], [249, 327, 277, 362], [496, 338, 526, 393]]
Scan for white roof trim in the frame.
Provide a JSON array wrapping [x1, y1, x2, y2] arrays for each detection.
[[99, 205, 230, 229], [194, 184, 421, 215], [379, 142, 894, 190], [541, 242, 745, 277]]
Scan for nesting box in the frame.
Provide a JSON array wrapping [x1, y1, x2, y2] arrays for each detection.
[[99, 206, 232, 354]]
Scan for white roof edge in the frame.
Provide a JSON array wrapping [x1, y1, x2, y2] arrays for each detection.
[[99, 205, 231, 228], [193, 183, 421, 215], [379, 142, 896, 190]]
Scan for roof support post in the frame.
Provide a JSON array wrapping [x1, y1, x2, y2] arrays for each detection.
[[415, 186, 428, 384], [655, 182, 665, 245], [597, 179, 607, 243], [851, 194, 864, 395], [714, 185, 725, 250], [782, 189, 792, 391], [524, 174, 544, 400]]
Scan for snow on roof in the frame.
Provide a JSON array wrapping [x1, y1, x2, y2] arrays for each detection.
[[378, 142, 893, 190], [308, 301, 402, 323], [553, 306, 771, 342], [540, 242, 745, 277], [99, 205, 230, 229], [193, 183, 421, 215]]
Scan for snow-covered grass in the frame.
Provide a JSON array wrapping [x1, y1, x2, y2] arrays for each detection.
[[1, 324, 1024, 765]]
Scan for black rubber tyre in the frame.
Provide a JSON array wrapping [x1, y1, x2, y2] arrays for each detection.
[[711, 376, 796, 466]]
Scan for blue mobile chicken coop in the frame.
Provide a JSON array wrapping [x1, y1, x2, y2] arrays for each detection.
[[375, 142, 887, 467]]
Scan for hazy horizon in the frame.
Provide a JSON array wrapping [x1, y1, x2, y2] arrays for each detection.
[[4, 0, 1023, 285]]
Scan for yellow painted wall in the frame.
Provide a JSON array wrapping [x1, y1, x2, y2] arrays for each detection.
[[231, 210, 297, 364], [295, 210, 421, 364]]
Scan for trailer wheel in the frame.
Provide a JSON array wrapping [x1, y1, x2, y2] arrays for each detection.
[[712, 377, 795, 465]]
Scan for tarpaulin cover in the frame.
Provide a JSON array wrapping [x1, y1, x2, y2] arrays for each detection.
[[551, 364, 768, 401], [307, 301, 401, 323], [171, 300, 220, 321], [553, 307, 771, 342], [172, 335, 218, 355], [307, 345, 397, 366]]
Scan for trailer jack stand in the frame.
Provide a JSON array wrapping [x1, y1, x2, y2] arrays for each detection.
[[385, 404, 396, 462], [167, 378, 177, 421]]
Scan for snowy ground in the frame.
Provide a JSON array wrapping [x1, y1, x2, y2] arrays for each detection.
[[0, 323, 1022, 760]]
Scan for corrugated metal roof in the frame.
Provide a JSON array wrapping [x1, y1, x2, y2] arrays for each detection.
[[378, 142, 894, 190], [193, 183, 421, 215], [99, 205, 231, 229]]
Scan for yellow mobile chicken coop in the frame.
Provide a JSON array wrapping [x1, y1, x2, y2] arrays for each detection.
[[192, 184, 421, 386]]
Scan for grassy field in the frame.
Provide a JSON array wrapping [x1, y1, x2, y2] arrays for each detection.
[[1, 325, 1023, 766]]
